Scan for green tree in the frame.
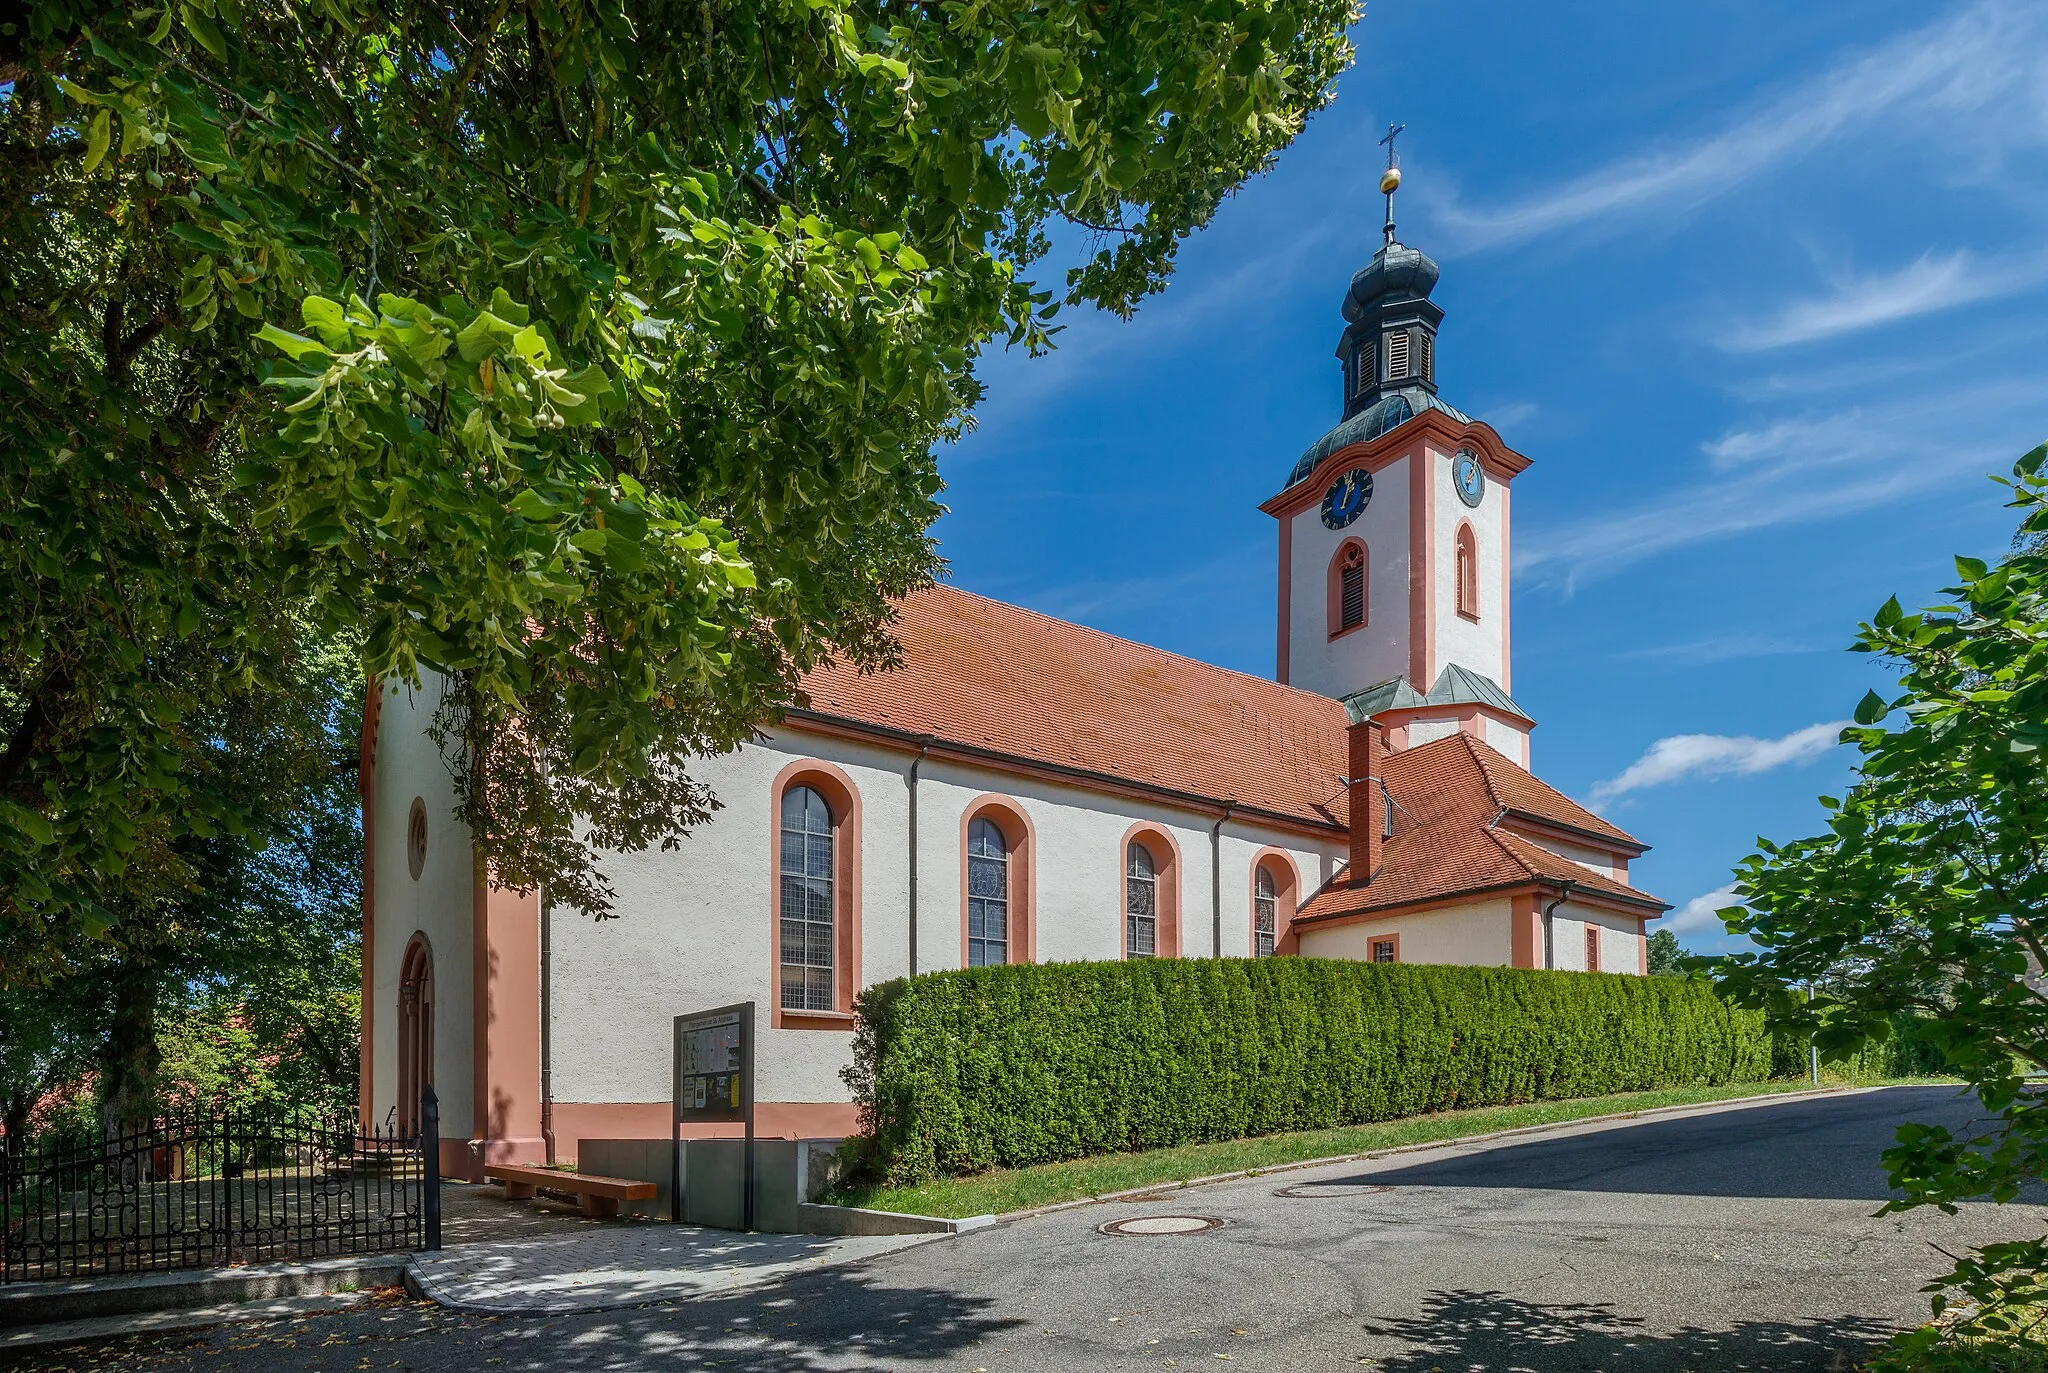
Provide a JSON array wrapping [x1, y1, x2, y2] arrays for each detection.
[[1645, 927, 1685, 977], [3, 0, 1357, 971], [1714, 447, 2048, 1334]]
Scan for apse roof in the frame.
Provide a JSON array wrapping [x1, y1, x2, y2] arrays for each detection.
[[1342, 664, 1530, 724], [1284, 386, 1472, 491]]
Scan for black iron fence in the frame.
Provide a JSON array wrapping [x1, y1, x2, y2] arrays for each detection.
[[1, 1088, 442, 1283]]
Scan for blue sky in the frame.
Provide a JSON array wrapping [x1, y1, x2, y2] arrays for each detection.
[[930, 0, 2048, 953]]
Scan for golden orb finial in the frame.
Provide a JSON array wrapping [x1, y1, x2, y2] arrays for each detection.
[[1378, 165, 1402, 196]]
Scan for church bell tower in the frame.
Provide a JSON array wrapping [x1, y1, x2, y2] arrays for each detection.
[[1259, 127, 1536, 764]]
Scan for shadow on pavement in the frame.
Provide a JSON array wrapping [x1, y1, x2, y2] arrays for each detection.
[[1350, 1086, 1985, 1202], [1362, 1289, 1895, 1372], [6, 1266, 1031, 1372]]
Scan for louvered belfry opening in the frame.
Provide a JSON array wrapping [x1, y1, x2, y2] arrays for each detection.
[[1385, 329, 1410, 382], [1339, 544, 1366, 630], [1419, 329, 1433, 384]]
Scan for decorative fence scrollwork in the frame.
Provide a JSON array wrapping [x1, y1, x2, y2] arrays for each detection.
[[1, 1088, 441, 1283]]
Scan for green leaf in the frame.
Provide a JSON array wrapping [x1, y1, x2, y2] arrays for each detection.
[[255, 322, 330, 361], [181, 2, 229, 59], [82, 108, 113, 173], [1853, 689, 1889, 725], [455, 309, 521, 362]]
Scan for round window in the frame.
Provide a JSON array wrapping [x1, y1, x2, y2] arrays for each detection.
[[407, 798, 428, 880]]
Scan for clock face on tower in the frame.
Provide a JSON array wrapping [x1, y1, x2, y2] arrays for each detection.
[[1453, 448, 1487, 508], [1321, 468, 1374, 529]]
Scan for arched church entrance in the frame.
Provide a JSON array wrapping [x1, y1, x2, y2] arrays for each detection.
[[397, 935, 434, 1135]]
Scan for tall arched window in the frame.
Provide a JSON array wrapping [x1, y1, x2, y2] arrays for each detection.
[[1328, 539, 1368, 638], [779, 785, 836, 1011], [967, 817, 1009, 966], [1253, 867, 1277, 957], [396, 935, 434, 1135], [1455, 522, 1479, 621], [1126, 842, 1158, 958]]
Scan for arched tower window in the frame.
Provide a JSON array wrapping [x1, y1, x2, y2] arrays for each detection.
[[1455, 522, 1479, 621], [1327, 539, 1367, 638], [967, 817, 1009, 967], [1253, 867, 1277, 957], [1126, 841, 1157, 958], [779, 784, 837, 1012], [397, 935, 434, 1135], [771, 762, 862, 1023]]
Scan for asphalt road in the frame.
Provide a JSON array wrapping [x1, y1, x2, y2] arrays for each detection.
[[25, 1085, 2047, 1373]]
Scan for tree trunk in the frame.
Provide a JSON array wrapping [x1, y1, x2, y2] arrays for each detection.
[[99, 963, 160, 1142]]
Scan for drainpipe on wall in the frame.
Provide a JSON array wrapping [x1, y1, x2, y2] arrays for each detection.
[[540, 898, 554, 1164], [1209, 805, 1236, 958], [1542, 880, 1576, 971], [906, 736, 933, 977]]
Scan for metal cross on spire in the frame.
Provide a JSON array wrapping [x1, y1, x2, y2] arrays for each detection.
[[1378, 122, 1406, 247]]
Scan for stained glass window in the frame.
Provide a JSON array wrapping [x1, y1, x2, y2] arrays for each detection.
[[779, 785, 835, 1011], [1126, 842, 1157, 958], [967, 816, 1009, 967], [1254, 866, 1277, 958]]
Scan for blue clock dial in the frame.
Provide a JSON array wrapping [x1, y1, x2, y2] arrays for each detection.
[[1321, 468, 1374, 529], [1453, 449, 1486, 508]]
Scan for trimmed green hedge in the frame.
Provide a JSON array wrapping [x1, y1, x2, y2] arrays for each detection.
[[844, 958, 1778, 1187]]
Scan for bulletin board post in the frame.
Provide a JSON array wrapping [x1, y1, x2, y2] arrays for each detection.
[[671, 1001, 755, 1231]]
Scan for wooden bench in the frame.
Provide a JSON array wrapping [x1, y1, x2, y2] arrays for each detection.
[[485, 1164, 657, 1218]]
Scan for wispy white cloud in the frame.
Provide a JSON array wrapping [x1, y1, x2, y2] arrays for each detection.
[[1617, 634, 1823, 667], [1591, 722, 1848, 804], [1668, 882, 1746, 937], [1517, 378, 2035, 585], [1432, 1, 2048, 253], [1726, 249, 2048, 351]]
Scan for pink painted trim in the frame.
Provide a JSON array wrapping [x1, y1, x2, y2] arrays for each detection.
[[1276, 511, 1292, 683], [960, 795, 1037, 967], [1637, 917, 1649, 976], [768, 758, 864, 1027], [472, 868, 545, 1181], [1258, 411, 1531, 522], [1119, 821, 1183, 959], [1498, 485, 1512, 694], [1510, 892, 1540, 969], [357, 679, 382, 1132], [553, 1100, 862, 1150], [1408, 447, 1434, 687], [1584, 923, 1602, 973], [1249, 847, 1302, 957], [1326, 536, 1368, 639]]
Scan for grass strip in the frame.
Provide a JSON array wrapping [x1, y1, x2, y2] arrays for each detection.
[[829, 1076, 1958, 1219]]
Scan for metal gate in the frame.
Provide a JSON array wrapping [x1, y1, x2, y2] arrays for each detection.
[[1, 1089, 442, 1282]]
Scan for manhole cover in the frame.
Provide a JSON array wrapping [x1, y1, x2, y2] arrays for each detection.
[[1272, 1182, 1395, 1198], [1099, 1215, 1224, 1236]]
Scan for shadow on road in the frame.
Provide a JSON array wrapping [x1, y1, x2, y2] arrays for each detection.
[[1362, 1289, 1895, 1372], [1347, 1086, 1984, 1202], [5, 1266, 1033, 1372]]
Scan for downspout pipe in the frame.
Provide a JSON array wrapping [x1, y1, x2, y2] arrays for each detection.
[[906, 736, 933, 977], [1209, 805, 1236, 958], [540, 898, 554, 1164], [1542, 879, 1576, 971]]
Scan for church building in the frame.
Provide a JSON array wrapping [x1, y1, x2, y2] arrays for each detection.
[[357, 172, 1669, 1175]]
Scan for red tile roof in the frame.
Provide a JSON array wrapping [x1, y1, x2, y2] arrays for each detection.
[[1297, 733, 1667, 923], [795, 584, 1353, 827], [793, 584, 1659, 914]]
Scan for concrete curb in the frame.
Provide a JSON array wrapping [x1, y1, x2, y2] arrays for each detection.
[[0, 1291, 380, 1353], [0, 1253, 408, 1330], [793, 1202, 996, 1236], [986, 1083, 1899, 1225]]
